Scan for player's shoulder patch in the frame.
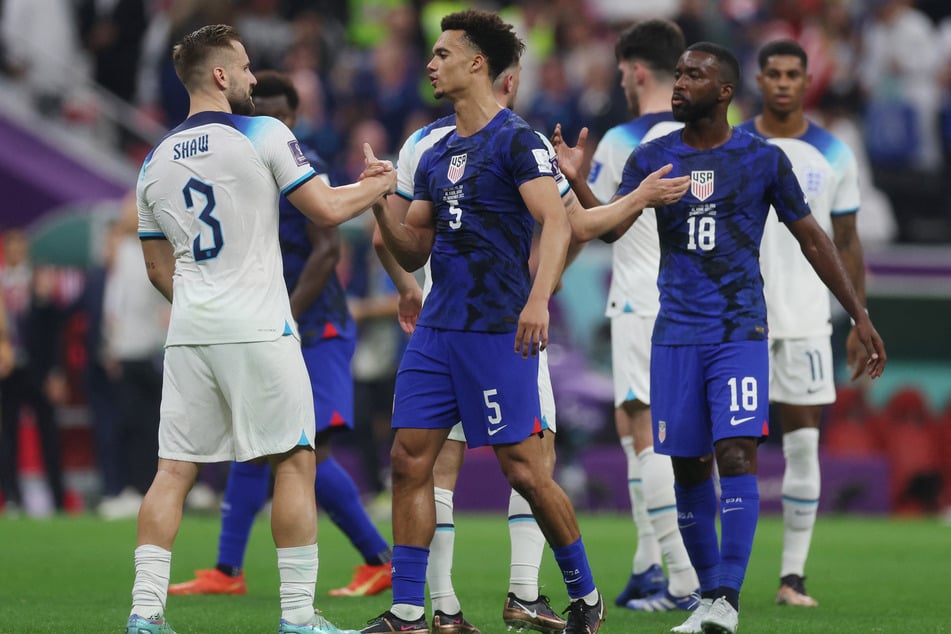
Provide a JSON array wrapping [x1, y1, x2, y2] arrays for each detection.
[[288, 139, 309, 166], [532, 148, 553, 174]]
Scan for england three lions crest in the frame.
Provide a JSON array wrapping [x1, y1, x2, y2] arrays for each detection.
[[690, 170, 714, 201], [447, 154, 467, 184]]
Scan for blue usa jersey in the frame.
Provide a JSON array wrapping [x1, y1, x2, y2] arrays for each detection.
[[617, 128, 811, 344], [278, 144, 354, 346], [414, 109, 556, 333]]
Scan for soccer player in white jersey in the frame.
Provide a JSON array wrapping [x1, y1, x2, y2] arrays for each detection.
[[127, 25, 394, 634], [552, 19, 701, 614], [374, 53, 687, 634], [738, 39, 869, 609]]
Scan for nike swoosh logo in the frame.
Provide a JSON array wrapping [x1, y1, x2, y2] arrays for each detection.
[[806, 387, 824, 394], [512, 601, 538, 619], [680, 522, 697, 528], [487, 425, 508, 436], [722, 507, 743, 513], [729, 415, 755, 426]]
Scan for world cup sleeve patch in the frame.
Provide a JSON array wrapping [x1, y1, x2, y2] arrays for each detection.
[[288, 140, 309, 166], [532, 148, 553, 174]]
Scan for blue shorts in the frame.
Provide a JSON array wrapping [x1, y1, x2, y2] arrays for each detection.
[[392, 326, 544, 448], [650, 341, 769, 457], [302, 335, 355, 433]]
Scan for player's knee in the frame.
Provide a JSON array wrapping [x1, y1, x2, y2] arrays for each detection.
[[714, 439, 757, 477], [389, 444, 433, 486]]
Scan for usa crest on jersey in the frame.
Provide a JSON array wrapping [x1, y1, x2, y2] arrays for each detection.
[[657, 420, 667, 443], [690, 170, 714, 201], [447, 154, 467, 184]]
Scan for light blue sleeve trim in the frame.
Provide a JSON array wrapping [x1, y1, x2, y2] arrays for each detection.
[[281, 170, 317, 196], [138, 231, 166, 239], [831, 207, 859, 216]]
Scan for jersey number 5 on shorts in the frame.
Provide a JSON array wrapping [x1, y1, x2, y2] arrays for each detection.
[[484, 388, 506, 435], [183, 177, 223, 261]]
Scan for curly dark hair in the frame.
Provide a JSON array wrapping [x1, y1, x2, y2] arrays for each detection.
[[440, 10, 525, 80]]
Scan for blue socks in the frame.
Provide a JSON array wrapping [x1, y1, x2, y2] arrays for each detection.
[[315, 457, 391, 565], [719, 474, 759, 607], [218, 461, 270, 573], [391, 545, 429, 607], [674, 478, 720, 597], [551, 538, 596, 599]]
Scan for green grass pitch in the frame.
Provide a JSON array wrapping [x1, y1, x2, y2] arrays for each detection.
[[0, 513, 947, 632]]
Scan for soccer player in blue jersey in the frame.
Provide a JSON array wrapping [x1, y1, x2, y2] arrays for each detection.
[[375, 47, 687, 631], [553, 19, 701, 614], [359, 10, 677, 634], [127, 25, 394, 634], [738, 40, 870, 609], [612, 42, 886, 634], [167, 70, 393, 602]]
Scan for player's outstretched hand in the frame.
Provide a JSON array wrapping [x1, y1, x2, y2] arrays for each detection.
[[635, 163, 690, 208], [362, 143, 397, 193], [515, 296, 549, 359], [397, 286, 423, 335], [850, 315, 886, 380], [551, 124, 588, 183]]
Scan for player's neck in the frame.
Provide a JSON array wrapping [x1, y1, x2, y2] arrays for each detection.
[[636, 90, 673, 116], [756, 111, 808, 138], [452, 93, 503, 137], [188, 92, 231, 118], [682, 117, 732, 150]]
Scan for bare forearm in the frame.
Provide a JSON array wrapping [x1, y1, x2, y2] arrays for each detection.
[[566, 174, 603, 210], [374, 238, 422, 295], [372, 203, 431, 272], [289, 258, 333, 319], [531, 214, 571, 301], [802, 236, 865, 319], [836, 236, 867, 307]]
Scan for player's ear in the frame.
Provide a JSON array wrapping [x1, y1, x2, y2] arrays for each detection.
[[471, 53, 487, 75]]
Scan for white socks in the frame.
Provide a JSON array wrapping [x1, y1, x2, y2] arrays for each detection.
[[639, 447, 699, 597], [781, 428, 821, 577], [428, 486, 460, 615], [131, 545, 171, 619], [277, 544, 318, 625], [508, 489, 545, 600], [622, 436, 661, 573]]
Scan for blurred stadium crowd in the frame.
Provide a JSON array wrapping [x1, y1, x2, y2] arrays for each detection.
[[1, 0, 950, 519]]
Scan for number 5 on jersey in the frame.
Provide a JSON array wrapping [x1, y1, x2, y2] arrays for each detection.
[[448, 201, 463, 230]]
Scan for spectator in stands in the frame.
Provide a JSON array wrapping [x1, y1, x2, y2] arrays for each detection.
[[859, 0, 942, 171], [0, 230, 67, 515], [78, 0, 149, 104], [1, 0, 84, 115], [97, 195, 169, 519]]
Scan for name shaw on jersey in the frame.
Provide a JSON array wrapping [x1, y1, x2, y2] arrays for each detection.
[[173, 134, 209, 160]]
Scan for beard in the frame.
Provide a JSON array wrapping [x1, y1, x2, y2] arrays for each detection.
[[672, 95, 716, 123], [229, 93, 255, 116]]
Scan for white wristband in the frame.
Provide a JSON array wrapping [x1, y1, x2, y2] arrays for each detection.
[[849, 308, 869, 326]]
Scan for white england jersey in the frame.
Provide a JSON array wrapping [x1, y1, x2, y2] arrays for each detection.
[[137, 111, 317, 346], [588, 113, 682, 318], [740, 120, 860, 338], [395, 112, 570, 301]]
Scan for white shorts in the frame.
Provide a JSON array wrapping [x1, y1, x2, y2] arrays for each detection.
[[768, 336, 836, 406], [611, 313, 654, 407], [159, 337, 316, 463], [447, 347, 556, 443]]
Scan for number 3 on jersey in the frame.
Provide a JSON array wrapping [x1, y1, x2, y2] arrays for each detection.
[[183, 177, 223, 261]]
